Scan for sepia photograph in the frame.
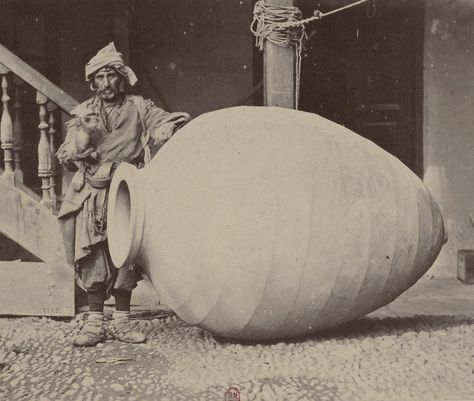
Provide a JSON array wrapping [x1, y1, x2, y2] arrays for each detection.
[[0, 0, 472, 400]]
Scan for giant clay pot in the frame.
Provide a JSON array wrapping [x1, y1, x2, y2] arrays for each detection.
[[107, 106, 446, 341]]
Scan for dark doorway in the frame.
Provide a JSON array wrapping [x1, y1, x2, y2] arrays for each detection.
[[296, 0, 424, 175]]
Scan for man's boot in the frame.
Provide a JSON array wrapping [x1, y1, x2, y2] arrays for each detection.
[[108, 311, 146, 343], [73, 312, 106, 347]]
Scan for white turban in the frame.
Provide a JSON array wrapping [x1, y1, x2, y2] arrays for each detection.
[[85, 42, 138, 87]]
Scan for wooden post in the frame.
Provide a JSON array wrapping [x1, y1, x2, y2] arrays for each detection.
[[0, 62, 14, 178], [13, 76, 24, 183], [263, 0, 296, 109], [36, 91, 52, 206]]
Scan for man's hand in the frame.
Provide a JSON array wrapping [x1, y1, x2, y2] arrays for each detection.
[[153, 122, 175, 145]]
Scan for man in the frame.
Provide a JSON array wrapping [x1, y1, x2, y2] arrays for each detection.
[[56, 43, 190, 347]]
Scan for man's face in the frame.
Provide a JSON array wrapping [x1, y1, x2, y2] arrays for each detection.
[[93, 67, 122, 102]]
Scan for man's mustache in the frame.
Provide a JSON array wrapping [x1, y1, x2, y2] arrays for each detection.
[[96, 88, 116, 96]]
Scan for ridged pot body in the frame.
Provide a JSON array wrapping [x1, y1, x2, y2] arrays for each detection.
[[108, 106, 446, 340]]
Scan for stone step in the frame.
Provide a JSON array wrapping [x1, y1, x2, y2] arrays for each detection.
[[0, 175, 66, 264], [0, 260, 74, 317]]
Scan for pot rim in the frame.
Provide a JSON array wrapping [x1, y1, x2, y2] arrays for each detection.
[[107, 162, 144, 268]]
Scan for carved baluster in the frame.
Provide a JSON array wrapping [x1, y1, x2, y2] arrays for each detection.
[[36, 91, 52, 205], [0, 63, 14, 178], [12, 76, 24, 183], [47, 101, 58, 202]]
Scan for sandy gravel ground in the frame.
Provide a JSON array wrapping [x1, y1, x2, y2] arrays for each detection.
[[0, 313, 472, 401]]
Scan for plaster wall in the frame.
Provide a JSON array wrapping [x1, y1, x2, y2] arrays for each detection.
[[423, 0, 474, 277]]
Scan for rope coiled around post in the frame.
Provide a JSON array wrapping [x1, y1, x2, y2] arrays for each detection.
[[250, 1, 306, 109], [250, 1, 305, 51], [251, 0, 371, 109]]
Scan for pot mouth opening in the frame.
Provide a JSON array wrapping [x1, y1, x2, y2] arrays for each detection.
[[107, 163, 144, 268]]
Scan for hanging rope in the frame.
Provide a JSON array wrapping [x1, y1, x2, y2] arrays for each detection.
[[251, 0, 370, 109]]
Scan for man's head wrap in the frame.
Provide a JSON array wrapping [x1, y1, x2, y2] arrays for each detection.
[[85, 42, 138, 87]]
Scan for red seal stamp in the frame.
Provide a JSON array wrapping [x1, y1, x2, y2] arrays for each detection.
[[225, 386, 240, 401]]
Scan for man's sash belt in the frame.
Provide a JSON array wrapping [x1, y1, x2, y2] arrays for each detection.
[[85, 161, 116, 189]]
